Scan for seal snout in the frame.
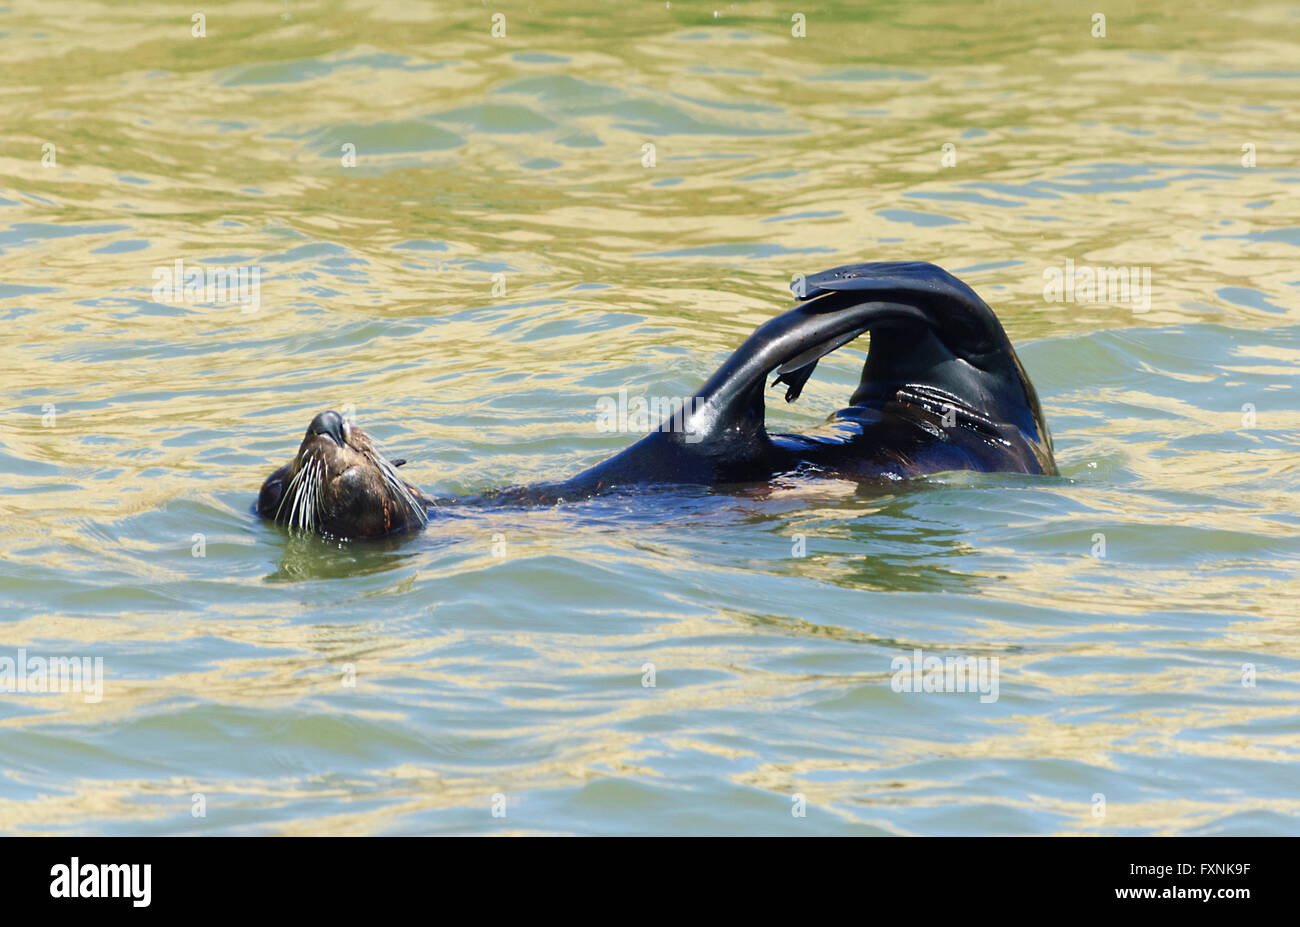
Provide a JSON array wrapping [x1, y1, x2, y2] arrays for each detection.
[[308, 410, 348, 447]]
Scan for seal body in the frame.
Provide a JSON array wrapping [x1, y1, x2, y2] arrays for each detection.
[[258, 262, 1056, 536]]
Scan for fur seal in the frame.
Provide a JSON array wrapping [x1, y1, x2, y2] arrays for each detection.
[[257, 262, 1056, 538]]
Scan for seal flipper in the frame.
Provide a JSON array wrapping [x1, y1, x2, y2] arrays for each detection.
[[560, 261, 1055, 492], [771, 328, 864, 402], [560, 286, 929, 489], [772, 362, 817, 403], [787, 262, 1055, 470]]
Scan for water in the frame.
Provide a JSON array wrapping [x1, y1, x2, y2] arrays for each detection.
[[2, 1, 1298, 835]]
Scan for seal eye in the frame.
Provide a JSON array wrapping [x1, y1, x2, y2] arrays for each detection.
[[308, 410, 347, 447]]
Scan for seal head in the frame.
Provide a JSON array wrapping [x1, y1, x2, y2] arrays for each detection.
[[256, 411, 429, 538]]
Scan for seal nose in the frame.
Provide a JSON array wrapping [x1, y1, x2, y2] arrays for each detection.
[[308, 410, 347, 446]]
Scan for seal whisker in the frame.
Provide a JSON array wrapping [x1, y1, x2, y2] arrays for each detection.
[[311, 457, 324, 530], [310, 457, 324, 532], [363, 439, 428, 527], [374, 452, 427, 526], [275, 463, 308, 527], [303, 457, 321, 532], [286, 454, 321, 533], [302, 458, 315, 532], [296, 460, 310, 532], [290, 462, 304, 531]]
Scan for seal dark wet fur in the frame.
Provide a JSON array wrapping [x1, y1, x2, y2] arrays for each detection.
[[258, 262, 1056, 538]]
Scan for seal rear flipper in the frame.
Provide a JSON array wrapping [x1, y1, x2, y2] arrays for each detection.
[[675, 292, 931, 451], [561, 294, 932, 490], [771, 363, 817, 403], [788, 263, 1056, 471], [730, 262, 1054, 471], [562, 261, 1056, 492], [771, 328, 864, 402]]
